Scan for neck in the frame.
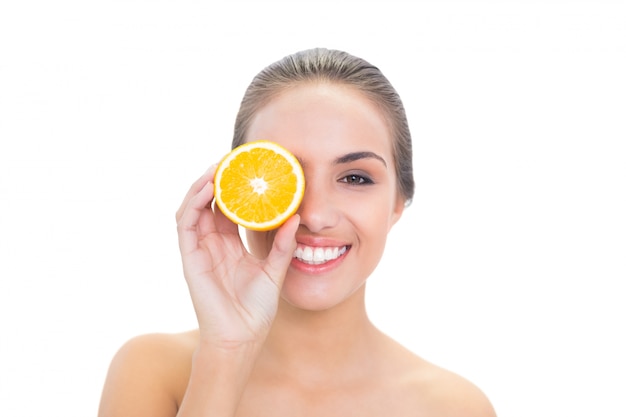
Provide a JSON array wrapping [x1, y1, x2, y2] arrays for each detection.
[[259, 286, 381, 384]]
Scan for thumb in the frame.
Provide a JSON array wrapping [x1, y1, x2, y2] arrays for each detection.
[[263, 215, 300, 288]]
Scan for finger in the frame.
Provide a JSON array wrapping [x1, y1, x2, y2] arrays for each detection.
[[177, 178, 216, 255], [263, 214, 300, 288], [175, 164, 218, 223]]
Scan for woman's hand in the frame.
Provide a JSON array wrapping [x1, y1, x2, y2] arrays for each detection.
[[175, 165, 299, 350]]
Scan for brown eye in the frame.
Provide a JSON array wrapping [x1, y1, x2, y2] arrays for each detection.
[[340, 174, 373, 185]]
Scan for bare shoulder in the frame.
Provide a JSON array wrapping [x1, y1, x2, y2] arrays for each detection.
[[98, 330, 199, 417], [109, 330, 197, 378], [117, 330, 197, 359], [401, 354, 497, 417], [377, 336, 496, 417]]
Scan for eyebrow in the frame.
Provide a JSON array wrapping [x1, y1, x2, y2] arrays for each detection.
[[333, 151, 387, 168]]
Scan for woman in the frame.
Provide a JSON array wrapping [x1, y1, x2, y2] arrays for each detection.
[[98, 48, 496, 416]]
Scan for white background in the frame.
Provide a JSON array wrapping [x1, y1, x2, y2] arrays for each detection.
[[1, 1, 625, 416]]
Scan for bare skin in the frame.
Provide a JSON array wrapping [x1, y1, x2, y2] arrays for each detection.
[[99, 325, 494, 417], [98, 83, 497, 417]]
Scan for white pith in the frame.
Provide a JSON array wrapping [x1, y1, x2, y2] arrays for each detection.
[[250, 177, 268, 194], [293, 244, 348, 265]]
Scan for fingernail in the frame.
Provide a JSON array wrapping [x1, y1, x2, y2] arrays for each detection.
[[204, 163, 218, 175]]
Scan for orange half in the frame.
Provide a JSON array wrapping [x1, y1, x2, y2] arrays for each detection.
[[214, 140, 305, 231]]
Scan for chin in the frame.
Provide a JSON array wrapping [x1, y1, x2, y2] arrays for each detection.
[[278, 273, 365, 313], [279, 293, 338, 313]]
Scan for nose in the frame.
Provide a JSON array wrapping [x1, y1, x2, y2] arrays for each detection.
[[296, 176, 339, 233]]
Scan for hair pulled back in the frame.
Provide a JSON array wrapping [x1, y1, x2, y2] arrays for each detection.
[[232, 48, 414, 204]]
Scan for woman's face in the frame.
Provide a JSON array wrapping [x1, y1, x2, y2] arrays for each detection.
[[244, 83, 405, 311]]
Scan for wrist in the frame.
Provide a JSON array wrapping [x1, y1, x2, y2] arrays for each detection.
[[193, 338, 263, 370], [177, 339, 263, 416]]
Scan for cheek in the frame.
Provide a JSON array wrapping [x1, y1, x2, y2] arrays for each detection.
[[348, 189, 399, 228], [350, 210, 391, 279], [348, 199, 394, 246]]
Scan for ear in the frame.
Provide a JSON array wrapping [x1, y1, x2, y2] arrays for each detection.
[[388, 194, 405, 231]]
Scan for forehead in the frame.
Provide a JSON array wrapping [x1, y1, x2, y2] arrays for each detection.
[[245, 83, 393, 158]]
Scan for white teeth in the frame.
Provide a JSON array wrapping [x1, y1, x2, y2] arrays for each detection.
[[302, 246, 313, 261], [293, 244, 347, 265]]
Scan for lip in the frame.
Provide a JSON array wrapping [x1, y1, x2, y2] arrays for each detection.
[[290, 235, 351, 275], [294, 235, 350, 248]]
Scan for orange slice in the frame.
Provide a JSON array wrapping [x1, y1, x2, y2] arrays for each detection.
[[214, 140, 305, 231]]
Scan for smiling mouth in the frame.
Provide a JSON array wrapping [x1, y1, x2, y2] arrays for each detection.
[[293, 244, 349, 265]]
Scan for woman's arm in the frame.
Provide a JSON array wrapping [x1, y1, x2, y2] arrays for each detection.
[[176, 341, 261, 416], [172, 165, 299, 414], [99, 165, 298, 416]]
